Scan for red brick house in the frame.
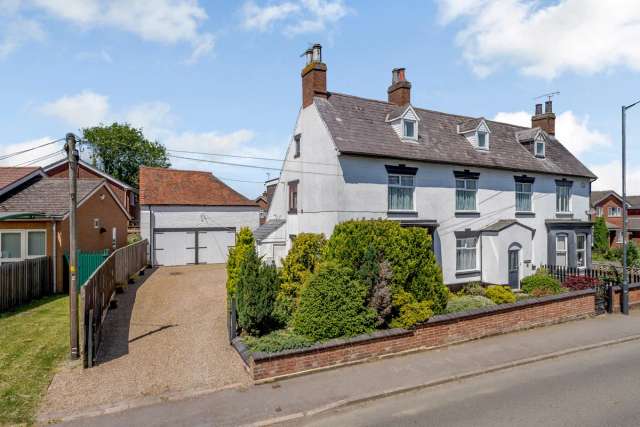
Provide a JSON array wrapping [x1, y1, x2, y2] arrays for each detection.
[[44, 158, 139, 223], [0, 168, 131, 292], [590, 190, 640, 247]]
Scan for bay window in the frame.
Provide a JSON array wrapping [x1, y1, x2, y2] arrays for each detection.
[[388, 174, 414, 211], [456, 237, 478, 272], [576, 234, 586, 268]]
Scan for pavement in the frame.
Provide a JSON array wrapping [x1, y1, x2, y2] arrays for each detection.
[[294, 338, 640, 426], [39, 265, 250, 425], [53, 309, 640, 426]]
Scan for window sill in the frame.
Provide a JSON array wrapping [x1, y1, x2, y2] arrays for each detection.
[[455, 269, 481, 278], [387, 210, 418, 216], [288, 210, 298, 215], [455, 211, 480, 217], [515, 211, 535, 217], [555, 212, 573, 218]]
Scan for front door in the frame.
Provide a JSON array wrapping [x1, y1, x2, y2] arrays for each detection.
[[508, 249, 519, 289]]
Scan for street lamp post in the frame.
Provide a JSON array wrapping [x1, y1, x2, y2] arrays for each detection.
[[621, 100, 640, 315]]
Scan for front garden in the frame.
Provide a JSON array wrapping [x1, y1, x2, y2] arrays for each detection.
[[227, 220, 587, 355]]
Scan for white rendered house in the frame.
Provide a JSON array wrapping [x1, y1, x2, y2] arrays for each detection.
[[256, 45, 596, 287]]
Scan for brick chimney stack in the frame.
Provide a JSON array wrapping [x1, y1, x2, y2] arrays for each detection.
[[387, 68, 411, 106], [531, 100, 556, 135], [301, 44, 327, 108]]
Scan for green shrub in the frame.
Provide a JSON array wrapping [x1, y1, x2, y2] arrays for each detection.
[[389, 300, 433, 329], [521, 269, 562, 295], [243, 329, 314, 353], [515, 292, 532, 301], [593, 216, 609, 253], [445, 295, 495, 314], [323, 220, 447, 313], [272, 233, 326, 325], [457, 282, 486, 297], [293, 262, 376, 341], [485, 285, 516, 304], [236, 249, 280, 335], [227, 227, 255, 298]]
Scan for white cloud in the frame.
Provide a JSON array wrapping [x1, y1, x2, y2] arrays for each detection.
[[39, 90, 110, 128], [2, 0, 215, 62], [590, 160, 638, 193], [0, 18, 45, 59], [0, 136, 66, 166], [241, 0, 348, 35], [493, 110, 612, 156], [437, 0, 640, 78]]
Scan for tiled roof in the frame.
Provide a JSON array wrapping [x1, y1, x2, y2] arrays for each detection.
[[590, 190, 622, 207], [627, 196, 640, 209], [0, 178, 104, 217], [0, 167, 42, 189], [314, 93, 596, 179], [481, 219, 534, 233], [139, 167, 257, 206], [254, 219, 286, 243]]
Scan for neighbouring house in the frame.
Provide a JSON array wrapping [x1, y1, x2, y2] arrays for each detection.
[[0, 172, 130, 292], [256, 44, 596, 287], [255, 177, 278, 225], [0, 167, 46, 197], [44, 158, 139, 225], [590, 190, 640, 247], [139, 167, 261, 266]]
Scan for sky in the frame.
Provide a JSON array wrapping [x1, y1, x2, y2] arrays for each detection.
[[1, 0, 640, 199]]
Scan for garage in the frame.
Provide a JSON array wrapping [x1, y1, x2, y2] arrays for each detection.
[[139, 167, 261, 266], [153, 228, 236, 266]]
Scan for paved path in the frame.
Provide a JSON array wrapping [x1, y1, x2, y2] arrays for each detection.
[[56, 310, 640, 426], [39, 265, 249, 424], [296, 339, 640, 427]]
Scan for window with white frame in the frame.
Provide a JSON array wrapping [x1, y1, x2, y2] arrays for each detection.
[[616, 230, 624, 244], [596, 207, 603, 217], [456, 178, 477, 211], [388, 174, 415, 211], [576, 234, 586, 268], [403, 119, 416, 139], [608, 206, 622, 217], [556, 181, 572, 213], [0, 230, 46, 261], [556, 234, 568, 267], [515, 182, 533, 212], [27, 231, 45, 257], [456, 237, 478, 272], [535, 139, 545, 157], [477, 131, 488, 149]]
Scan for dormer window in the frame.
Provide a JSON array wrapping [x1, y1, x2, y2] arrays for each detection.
[[535, 138, 545, 157], [403, 119, 416, 139], [477, 131, 488, 150]]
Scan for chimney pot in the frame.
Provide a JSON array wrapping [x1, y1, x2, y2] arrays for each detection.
[[388, 68, 411, 105], [301, 43, 327, 108], [532, 102, 556, 135]]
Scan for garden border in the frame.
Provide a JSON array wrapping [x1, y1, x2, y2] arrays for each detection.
[[232, 289, 599, 381]]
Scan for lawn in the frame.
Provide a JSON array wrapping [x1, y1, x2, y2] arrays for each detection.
[[0, 296, 69, 426]]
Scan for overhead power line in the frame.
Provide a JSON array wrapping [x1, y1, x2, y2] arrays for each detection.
[[166, 148, 338, 167], [0, 137, 65, 162]]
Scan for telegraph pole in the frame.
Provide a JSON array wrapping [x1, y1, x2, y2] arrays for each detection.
[[66, 133, 79, 358]]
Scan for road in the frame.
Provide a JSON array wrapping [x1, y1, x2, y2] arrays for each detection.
[[292, 340, 640, 427]]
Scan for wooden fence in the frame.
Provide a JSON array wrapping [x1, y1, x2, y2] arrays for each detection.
[[0, 256, 51, 312], [80, 240, 148, 367], [540, 264, 640, 286]]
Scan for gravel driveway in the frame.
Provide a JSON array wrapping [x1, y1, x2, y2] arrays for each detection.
[[39, 264, 249, 422]]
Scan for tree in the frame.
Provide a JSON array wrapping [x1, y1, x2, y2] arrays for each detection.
[[593, 216, 609, 253], [81, 123, 170, 188]]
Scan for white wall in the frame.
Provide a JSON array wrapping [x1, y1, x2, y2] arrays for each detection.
[[481, 225, 535, 286]]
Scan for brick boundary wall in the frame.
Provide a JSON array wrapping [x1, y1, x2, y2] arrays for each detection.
[[232, 289, 596, 381], [610, 284, 640, 312]]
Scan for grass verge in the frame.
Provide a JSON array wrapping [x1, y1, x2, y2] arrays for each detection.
[[0, 296, 69, 426]]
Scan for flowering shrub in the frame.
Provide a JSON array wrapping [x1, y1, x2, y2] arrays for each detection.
[[563, 275, 602, 291]]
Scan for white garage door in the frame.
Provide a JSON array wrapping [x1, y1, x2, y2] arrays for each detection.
[[153, 231, 196, 266], [153, 228, 236, 266], [198, 230, 236, 264]]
